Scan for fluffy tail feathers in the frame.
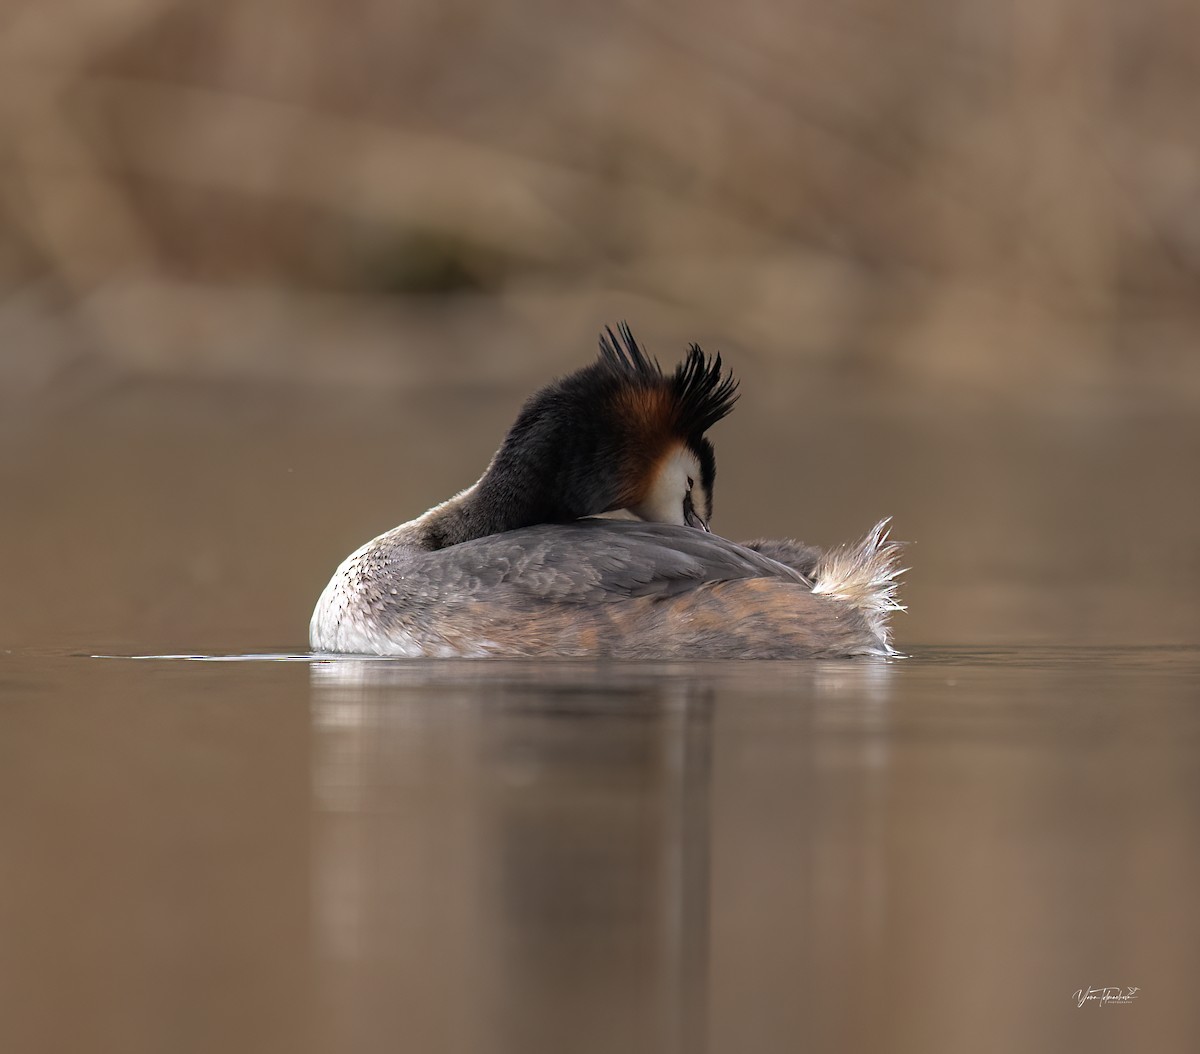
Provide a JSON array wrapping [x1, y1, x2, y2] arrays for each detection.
[[811, 518, 907, 653]]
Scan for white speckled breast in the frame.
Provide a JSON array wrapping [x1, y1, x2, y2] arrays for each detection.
[[309, 536, 425, 656]]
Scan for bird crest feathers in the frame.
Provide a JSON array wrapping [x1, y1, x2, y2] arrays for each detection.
[[597, 321, 739, 440]]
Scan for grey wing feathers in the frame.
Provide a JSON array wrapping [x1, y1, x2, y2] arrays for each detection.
[[386, 519, 808, 605], [738, 538, 821, 580]]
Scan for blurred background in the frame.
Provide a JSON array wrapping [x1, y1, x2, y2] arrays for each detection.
[[2, 0, 1199, 649]]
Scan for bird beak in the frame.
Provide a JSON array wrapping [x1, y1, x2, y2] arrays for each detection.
[[685, 506, 710, 532]]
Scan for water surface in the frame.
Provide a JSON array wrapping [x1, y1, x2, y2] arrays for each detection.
[[2, 646, 1196, 1053]]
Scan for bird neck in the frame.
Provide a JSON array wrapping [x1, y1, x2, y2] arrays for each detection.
[[410, 425, 624, 551], [403, 481, 507, 551]]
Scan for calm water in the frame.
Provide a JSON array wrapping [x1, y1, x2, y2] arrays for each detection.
[[3, 383, 1199, 1051], [2, 646, 1197, 1053]]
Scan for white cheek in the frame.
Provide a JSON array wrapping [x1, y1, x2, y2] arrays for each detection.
[[633, 486, 685, 525], [630, 449, 696, 526]]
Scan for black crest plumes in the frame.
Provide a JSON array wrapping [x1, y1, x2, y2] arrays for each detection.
[[597, 321, 739, 439], [672, 342, 739, 437], [598, 321, 661, 382]]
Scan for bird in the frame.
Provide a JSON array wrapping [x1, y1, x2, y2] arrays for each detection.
[[310, 323, 904, 659]]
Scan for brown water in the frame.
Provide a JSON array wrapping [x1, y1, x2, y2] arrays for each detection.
[[3, 381, 1199, 1052], [2, 646, 1197, 1053]]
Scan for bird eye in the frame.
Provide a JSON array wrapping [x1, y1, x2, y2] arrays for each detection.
[[686, 476, 694, 490]]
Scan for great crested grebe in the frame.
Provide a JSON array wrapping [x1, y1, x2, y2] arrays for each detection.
[[310, 324, 904, 658]]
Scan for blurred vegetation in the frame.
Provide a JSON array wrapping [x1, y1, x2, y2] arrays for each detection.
[[2, 0, 1199, 404]]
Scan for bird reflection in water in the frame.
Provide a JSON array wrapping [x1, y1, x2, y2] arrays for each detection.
[[307, 658, 894, 1054]]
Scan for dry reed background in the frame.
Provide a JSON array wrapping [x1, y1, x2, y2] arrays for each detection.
[[2, 0, 1198, 398]]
